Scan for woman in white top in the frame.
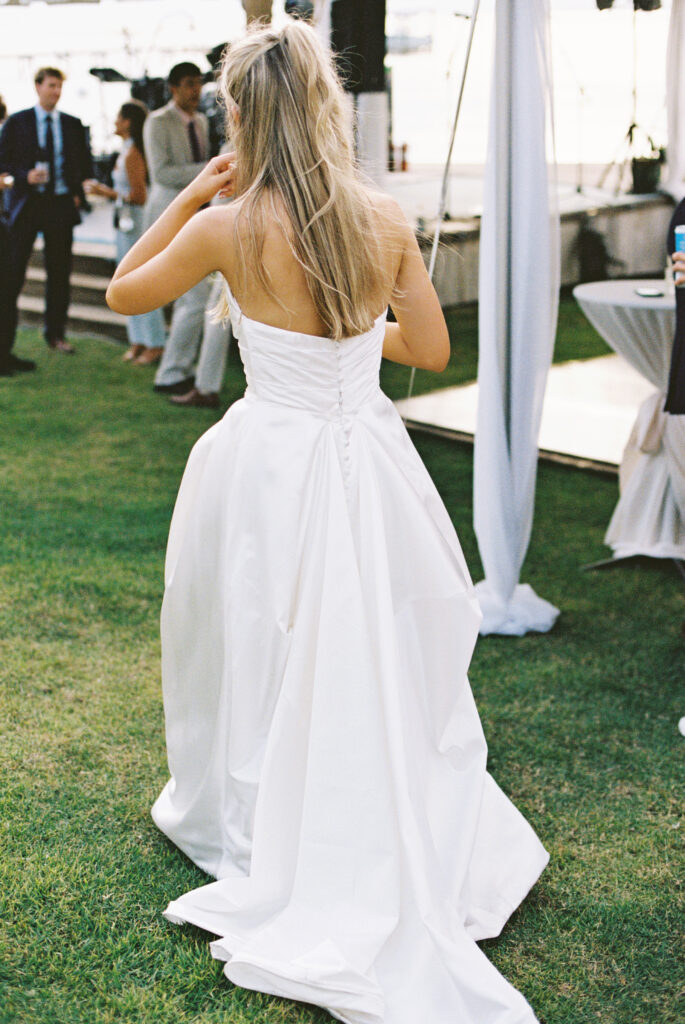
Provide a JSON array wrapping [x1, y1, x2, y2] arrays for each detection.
[[86, 101, 165, 364], [107, 21, 548, 1024]]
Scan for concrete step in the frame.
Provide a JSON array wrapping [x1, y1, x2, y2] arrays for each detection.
[[23, 266, 111, 307], [18, 294, 128, 343]]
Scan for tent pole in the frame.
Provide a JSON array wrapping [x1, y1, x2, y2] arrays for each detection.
[[406, 0, 481, 401], [504, 0, 514, 456]]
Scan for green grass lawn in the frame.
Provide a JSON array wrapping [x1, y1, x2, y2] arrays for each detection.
[[0, 306, 682, 1024]]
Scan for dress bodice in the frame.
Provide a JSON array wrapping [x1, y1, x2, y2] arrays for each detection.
[[112, 139, 132, 196], [224, 284, 387, 417]]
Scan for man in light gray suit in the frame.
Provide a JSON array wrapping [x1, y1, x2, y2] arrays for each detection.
[[144, 62, 214, 394]]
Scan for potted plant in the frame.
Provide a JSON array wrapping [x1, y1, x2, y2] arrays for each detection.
[[631, 134, 665, 194]]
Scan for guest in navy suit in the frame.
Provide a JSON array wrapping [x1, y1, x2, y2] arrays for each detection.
[[667, 198, 685, 415], [0, 170, 14, 377], [0, 67, 92, 371]]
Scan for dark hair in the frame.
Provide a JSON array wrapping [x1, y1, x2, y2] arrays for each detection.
[[168, 62, 202, 88], [119, 99, 148, 164], [0, 95, 6, 122], [34, 67, 65, 85]]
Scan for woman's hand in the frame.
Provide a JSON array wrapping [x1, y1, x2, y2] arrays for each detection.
[[84, 179, 116, 200], [107, 153, 237, 316], [673, 251, 685, 288], [182, 152, 237, 209]]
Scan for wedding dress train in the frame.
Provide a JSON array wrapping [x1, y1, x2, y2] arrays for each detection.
[[152, 286, 549, 1024]]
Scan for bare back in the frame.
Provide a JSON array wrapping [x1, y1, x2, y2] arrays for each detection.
[[219, 190, 406, 338], [107, 162, 449, 373]]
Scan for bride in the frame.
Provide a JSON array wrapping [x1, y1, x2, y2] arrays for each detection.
[[107, 19, 549, 1024]]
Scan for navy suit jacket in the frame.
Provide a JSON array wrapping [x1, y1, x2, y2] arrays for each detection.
[[0, 108, 92, 226], [665, 198, 685, 414]]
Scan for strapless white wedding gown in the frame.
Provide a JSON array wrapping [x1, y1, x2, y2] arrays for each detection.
[[152, 286, 549, 1024]]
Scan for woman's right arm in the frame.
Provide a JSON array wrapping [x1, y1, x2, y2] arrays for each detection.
[[383, 208, 450, 373], [106, 153, 236, 315]]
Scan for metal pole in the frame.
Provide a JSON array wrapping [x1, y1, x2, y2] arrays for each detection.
[[503, 0, 513, 456], [406, 0, 481, 400]]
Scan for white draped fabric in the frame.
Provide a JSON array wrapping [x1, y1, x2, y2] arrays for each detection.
[[473, 0, 560, 636], [313, 0, 332, 45], [573, 280, 685, 560], [665, 0, 685, 202]]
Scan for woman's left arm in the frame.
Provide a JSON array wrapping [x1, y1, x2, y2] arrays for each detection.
[[107, 153, 235, 315]]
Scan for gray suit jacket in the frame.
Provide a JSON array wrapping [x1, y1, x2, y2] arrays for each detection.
[[143, 103, 209, 227]]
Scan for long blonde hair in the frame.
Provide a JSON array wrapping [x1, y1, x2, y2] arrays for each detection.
[[217, 20, 390, 341]]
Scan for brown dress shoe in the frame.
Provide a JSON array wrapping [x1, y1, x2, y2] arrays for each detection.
[[122, 345, 145, 362], [47, 339, 75, 354], [169, 387, 220, 409], [133, 346, 164, 366]]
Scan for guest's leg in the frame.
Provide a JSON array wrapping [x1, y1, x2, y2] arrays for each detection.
[[154, 275, 212, 387], [129, 308, 166, 349], [195, 298, 232, 395], [114, 224, 167, 360], [0, 222, 12, 368], [41, 196, 74, 344], [6, 203, 40, 355]]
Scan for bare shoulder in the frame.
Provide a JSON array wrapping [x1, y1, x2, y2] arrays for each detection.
[[195, 201, 240, 240], [366, 189, 413, 246], [190, 201, 242, 280], [124, 146, 144, 171]]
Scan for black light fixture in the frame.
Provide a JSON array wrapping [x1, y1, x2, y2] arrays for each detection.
[[130, 76, 169, 112], [89, 67, 129, 84], [330, 0, 386, 95], [285, 0, 314, 20], [206, 43, 228, 74], [596, 1, 661, 8]]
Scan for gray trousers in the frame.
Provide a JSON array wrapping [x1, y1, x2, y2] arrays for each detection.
[[154, 274, 232, 392], [195, 275, 233, 394], [154, 275, 213, 386]]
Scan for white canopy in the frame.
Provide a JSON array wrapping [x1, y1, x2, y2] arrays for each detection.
[[473, 0, 560, 637]]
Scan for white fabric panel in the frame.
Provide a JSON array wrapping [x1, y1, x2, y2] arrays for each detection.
[[574, 280, 685, 560], [313, 0, 332, 45], [665, 0, 685, 201], [664, 415, 685, 516], [473, 0, 560, 636]]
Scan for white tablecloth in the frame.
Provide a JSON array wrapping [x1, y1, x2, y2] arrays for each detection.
[[574, 280, 685, 560]]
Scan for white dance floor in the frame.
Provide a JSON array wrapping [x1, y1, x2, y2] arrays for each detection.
[[395, 354, 655, 470]]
